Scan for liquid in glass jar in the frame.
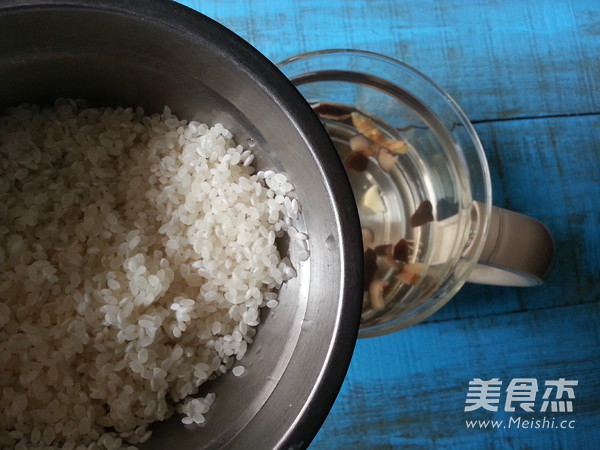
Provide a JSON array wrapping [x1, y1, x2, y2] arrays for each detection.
[[312, 102, 458, 325]]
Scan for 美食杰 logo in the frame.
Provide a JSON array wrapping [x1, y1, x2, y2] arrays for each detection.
[[465, 378, 578, 412], [464, 378, 578, 430]]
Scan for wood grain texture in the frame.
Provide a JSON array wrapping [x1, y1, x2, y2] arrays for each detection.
[[179, 0, 600, 121], [311, 303, 600, 450], [172, 0, 600, 448]]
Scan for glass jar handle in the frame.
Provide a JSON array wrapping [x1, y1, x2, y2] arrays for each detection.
[[468, 202, 554, 286]]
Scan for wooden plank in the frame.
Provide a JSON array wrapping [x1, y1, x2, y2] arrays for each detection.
[[311, 302, 600, 449], [177, 0, 600, 121]]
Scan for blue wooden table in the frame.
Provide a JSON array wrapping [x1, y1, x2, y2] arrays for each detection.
[[176, 1, 600, 448]]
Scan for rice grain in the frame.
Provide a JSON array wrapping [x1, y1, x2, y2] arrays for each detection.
[[0, 100, 307, 449]]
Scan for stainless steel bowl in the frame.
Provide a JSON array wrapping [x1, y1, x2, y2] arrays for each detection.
[[0, 1, 363, 448]]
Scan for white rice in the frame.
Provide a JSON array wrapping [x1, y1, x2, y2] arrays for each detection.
[[0, 99, 307, 449]]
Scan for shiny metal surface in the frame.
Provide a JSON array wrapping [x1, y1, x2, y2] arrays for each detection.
[[0, 1, 363, 448]]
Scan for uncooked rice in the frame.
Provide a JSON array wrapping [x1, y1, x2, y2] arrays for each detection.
[[0, 99, 308, 449]]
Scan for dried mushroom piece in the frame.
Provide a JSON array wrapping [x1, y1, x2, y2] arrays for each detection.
[[362, 234, 426, 312], [349, 134, 378, 157], [393, 238, 410, 264], [382, 137, 408, 155], [377, 147, 398, 172], [410, 200, 434, 227], [351, 112, 384, 143], [364, 247, 378, 289], [368, 279, 388, 310], [351, 112, 408, 155], [311, 102, 353, 121], [335, 110, 407, 174], [396, 262, 427, 285], [344, 150, 369, 172]]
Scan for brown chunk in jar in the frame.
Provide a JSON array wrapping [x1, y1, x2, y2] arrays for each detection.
[[344, 150, 369, 172], [364, 247, 378, 289], [410, 200, 434, 227], [393, 238, 410, 263]]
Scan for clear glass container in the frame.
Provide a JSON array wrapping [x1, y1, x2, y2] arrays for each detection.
[[278, 49, 494, 337]]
